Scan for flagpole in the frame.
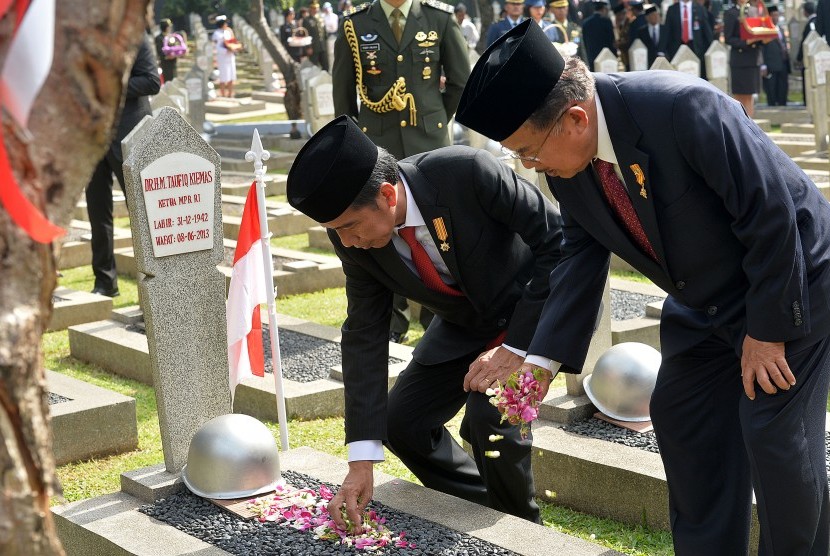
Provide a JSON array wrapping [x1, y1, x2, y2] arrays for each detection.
[[246, 129, 290, 451]]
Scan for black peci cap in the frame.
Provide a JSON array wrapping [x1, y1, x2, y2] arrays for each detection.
[[456, 20, 565, 141], [287, 116, 379, 223]]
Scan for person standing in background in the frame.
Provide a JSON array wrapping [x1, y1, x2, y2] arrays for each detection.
[[723, 0, 765, 116], [486, 0, 527, 46], [212, 15, 239, 98], [582, 0, 616, 68], [86, 35, 160, 297], [323, 2, 340, 70], [154, 19, 177, 83], [762, 4, 789, 106]]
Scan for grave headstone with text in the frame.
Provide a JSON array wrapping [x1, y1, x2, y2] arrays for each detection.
[[122, 107, 232, 472], [809, 39, 830, 150], [150, 89, 178, 114], [802, 30, 822, 117], [306, 71, 335, 134], [628, 38, 648, 71], [704, 40, 729, 92], [594, 48, 619, 73], [670, 44, 700, 77], [185, 64, 207, 128]]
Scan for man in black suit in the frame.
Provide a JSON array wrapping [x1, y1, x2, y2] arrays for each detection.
[[761, 5, 789, 106], [582, 0, 616, 68], [635, 3, 667, 66], [799, 1, 818, 104], [665, 0, 713, 76], [815, 0, 830, 43], [458, 20, 830, 555], [286, 115, 564, 529], [85, 35, 160, 297]]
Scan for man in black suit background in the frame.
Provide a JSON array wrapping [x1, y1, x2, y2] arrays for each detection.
[[798, 1, 818, 104], [458, 20, 830, 555], [665, 0, 713, 76], [635, 3, 667, 66], [761, 5, 789, 106], [85, 35, 160, 297], [286, 115, 564, 530], [582, 0, 616, 68]]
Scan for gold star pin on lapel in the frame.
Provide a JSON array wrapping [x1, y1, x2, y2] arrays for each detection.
[[433, 217, 450, 252], [630, 164, 647, 199]]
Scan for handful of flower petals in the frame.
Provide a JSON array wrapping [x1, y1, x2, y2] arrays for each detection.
[[487, 367, 547, 440], [247, 480, 415, 551]]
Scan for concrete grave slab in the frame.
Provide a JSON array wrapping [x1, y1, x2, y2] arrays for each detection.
[[69, 312, 412, 421], [47, 370, 138, 465], [58, 220, 132, 270], [204, 99, 267, 114], [220, 172, 286, 197], [49, 287, 113, 332], [53, 447, 621, 556], [770, 132, 819, 156]]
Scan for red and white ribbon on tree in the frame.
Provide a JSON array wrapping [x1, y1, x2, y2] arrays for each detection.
[[0, 0, 63, 243]]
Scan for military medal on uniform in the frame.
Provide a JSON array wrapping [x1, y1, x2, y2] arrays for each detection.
[[630, 164, 647, 199], [433, 217, 450, 252]]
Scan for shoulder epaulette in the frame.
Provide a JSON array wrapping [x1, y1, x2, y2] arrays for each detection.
[[344, 2, 371, 17], [421, 0, 454, 14]]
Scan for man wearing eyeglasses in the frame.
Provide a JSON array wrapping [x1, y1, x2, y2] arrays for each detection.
[[286, 115, 564, 530], [458, 20, 830, 555]]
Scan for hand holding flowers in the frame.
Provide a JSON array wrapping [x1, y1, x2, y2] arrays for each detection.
[[487, 364, 552, 440]]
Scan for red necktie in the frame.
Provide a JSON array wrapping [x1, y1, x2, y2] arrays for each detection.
[[681, 3, 690, 44], [593, 159, 658, 261], [399, 227, 464, 296]]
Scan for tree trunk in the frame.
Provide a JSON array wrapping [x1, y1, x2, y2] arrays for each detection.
[[476, 0, 495, 53], [0, 1, 151, 554], [245, 0, 303, 122]]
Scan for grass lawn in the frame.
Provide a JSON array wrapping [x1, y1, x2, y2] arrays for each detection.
[[47, 264, 675, 554]]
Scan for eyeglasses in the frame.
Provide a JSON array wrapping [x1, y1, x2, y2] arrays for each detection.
[[500, 103, 574, 163]]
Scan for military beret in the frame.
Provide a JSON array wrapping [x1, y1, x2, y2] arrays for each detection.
[[456, 19, 564, 141], [287, 116, 379, 223]]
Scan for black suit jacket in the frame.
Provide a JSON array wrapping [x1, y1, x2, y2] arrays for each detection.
[[331, 146, 564, 442], [798, 15, 818, 63], [582, 13, 616, 68], [117, 36, 160, 143], [665, 1, 713, 61], [816, 0, 830, 41], [635, 23, 668, 66], [723, 6, 761, 68], [762, 26, 789, 72], [530, 71, 830, 372]]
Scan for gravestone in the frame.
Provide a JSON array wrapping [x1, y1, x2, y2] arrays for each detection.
[[150, 89, 178, 113], [122, 107, 232, 472], [809, 39, 830, 150], [670, 44, 700, 77], [184, 64, 207, 128], [802, 30, 822, 118], [594, 47, 619, 73], [704, 40, 729, 92], [628, 38, 648, 71], [306, 71, 335, 134], [650, 56, 675, 70]]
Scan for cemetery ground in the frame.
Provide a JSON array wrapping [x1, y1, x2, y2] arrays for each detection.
[[46, 263, 675, 556]]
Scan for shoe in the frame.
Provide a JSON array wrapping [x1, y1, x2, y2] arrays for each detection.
[[388, 332, 409, 344], [91, 287, 120, 298]]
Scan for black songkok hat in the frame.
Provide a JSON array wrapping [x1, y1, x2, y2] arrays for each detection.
[[287, 116, 378, 223], [456, 19, 564, 141]]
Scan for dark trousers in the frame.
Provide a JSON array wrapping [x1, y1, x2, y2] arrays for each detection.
[[764, 70, 789, 106], [650, 332, 830, 555], [85, 141, 125, 292], [385, 352, 540, 523]]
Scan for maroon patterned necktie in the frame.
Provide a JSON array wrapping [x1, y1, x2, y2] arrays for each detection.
[[399, 227, 464, 296], [593, 159, 658, 261]]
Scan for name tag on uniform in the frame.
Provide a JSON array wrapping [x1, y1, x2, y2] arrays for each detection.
[[360, 43, 380, 52]]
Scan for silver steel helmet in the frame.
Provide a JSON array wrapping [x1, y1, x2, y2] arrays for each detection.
[[181, 414, 280, 499], [583, 342, 662, 422]]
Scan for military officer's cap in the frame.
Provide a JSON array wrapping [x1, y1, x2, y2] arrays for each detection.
[[287, 116, 379, 223], [505, 0, 525, 5], [549, 0, 569, 7], [644, 3, 658, 14], [456, 19, 564, 141], [525, 0, 546, 6], [592, 0, 609, 6]]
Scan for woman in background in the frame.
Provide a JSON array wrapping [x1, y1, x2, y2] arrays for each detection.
[[723, 0, 765, 116]]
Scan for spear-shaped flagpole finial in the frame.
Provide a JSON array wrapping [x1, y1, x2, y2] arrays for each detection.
[[245, 128, 271, 179]]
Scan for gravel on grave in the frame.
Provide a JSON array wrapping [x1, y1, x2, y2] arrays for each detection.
[[47, 392, 72, 405], [562, 418, 830, 481], [262, 326, 404, 382], [139, 470, 519, 556], [609, 289, 663, 321]]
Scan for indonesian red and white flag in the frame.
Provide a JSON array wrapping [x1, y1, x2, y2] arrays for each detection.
[[227, 182, 267, 399]]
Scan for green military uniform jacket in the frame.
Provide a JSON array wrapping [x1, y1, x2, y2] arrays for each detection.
[[333, 0, 470, 159]]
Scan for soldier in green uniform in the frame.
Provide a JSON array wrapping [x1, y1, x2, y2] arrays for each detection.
[[333, 0, 471, 341]]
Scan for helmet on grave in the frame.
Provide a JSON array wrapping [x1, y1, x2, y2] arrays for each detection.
[[583, 342, 661, 422], [181, 414, 280, 499]]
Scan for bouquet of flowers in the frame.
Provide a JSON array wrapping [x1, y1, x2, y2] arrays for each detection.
[[161, 33, 188, 58], [247, 480, 415, 551], [487, 367, 547, 440]]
